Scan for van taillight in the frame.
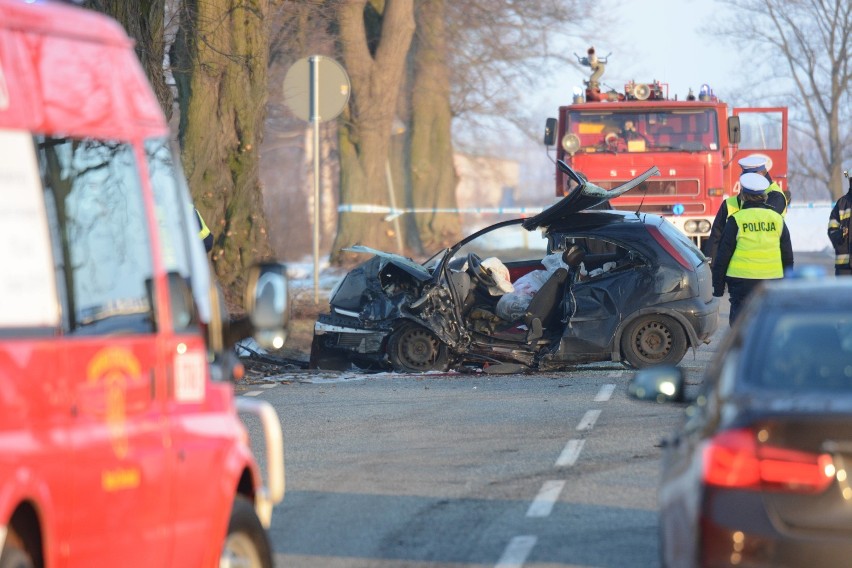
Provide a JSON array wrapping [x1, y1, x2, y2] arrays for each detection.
[[646, 225, 692, 270], [703, 429, 834, 494]]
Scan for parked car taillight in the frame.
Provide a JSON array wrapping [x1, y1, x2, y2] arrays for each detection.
[[702, 428, 834, 494], [646, 225, 692, 271]]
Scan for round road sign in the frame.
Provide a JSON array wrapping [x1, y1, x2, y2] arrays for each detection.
[[283, 56, 350, 123]]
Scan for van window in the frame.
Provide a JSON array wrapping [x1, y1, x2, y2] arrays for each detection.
[[0, 130, 59, 331], [37, 137, 156, 335], [145, 137, 211, 329]]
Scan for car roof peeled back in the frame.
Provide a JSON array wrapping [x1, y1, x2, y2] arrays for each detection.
[[522, 162, 659, 231]]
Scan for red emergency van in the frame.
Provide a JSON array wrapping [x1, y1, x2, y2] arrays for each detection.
[[0, 1, 288, 566]]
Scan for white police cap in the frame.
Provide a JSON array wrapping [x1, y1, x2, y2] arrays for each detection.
[[740, 172, 770, 194], [738, 155, 768, 171]]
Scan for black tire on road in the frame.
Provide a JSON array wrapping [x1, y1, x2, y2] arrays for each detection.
[[620, 314, 688, 368], [387, 323, 449, 373], [221, 496, 273, 568]]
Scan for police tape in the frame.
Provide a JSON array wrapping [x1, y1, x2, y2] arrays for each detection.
[[338, 202, 832, 221], [337, 204, 546, 221]]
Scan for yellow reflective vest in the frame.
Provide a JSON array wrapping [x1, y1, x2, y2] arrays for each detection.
[[195, 209, 211, 240], [727, 207, 785, 279], [725, 182, 787, 217]]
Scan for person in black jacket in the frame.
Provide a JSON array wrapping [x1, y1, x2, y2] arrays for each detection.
[[712, 172, 794, 325], [827, 170, 852, 275]]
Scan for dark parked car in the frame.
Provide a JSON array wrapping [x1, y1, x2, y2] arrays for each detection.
[[630, 278, 852, 567], [310, 162, 719, 373]]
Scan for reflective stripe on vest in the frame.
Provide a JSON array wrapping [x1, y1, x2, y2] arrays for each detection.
[[727, 208, 784, 279]]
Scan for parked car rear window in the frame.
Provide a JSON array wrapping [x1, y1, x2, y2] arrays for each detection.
[[755, 310, 852, 391]]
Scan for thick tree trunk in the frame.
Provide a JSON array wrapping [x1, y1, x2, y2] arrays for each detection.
[[172, 0, 272, 299], [84, 0, 172, 120], [409, 0, 460, 251], [331, 0, 415, 265]]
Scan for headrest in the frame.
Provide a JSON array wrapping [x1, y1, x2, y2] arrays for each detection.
[[563, 244, 586, 267]]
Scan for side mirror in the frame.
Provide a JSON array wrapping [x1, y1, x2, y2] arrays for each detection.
[[167, 271, 200, 331], [627, 365, 684, 403], [727, 116, 741, 145], [245, 262, 290, 350], [544, 117, 557, 146]]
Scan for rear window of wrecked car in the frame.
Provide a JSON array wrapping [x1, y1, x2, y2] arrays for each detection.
[[655, 220, 705, 267]]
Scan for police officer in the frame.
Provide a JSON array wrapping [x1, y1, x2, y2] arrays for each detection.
[[712, 172, 794, 325], [195, 208, 213, 253], [827, 169, 852, 275], [703, 155, 788, 262]]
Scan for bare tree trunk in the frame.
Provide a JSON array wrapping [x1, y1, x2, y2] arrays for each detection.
[[172, 0, 273, 300], [717, 0, 852, 200], [84, 0, 173, 120], [331, 0, 415, 265], [409, 0, 461, 252]]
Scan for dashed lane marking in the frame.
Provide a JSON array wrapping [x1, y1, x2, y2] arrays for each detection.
[[526, 480, 566, 518], [594, 383, 616, 401], [243, 391, 263, 397], [555, 439, 585, 467], [495, 535, 537, 568], [576, 409, 601, 431]]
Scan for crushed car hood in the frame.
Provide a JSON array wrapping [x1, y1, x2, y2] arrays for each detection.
[[345, 245, 432, 281], [523, 162, 659, 231]]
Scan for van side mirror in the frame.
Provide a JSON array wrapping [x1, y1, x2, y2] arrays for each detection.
[[245, 262, 290, 350], [727, 116, 741, 145], [544, 117, 557, 146]]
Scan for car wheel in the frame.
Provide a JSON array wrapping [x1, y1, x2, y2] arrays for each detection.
[[221, 496, 273, 568], [387, 323, 449, 373], [620, 314, 687, 368]]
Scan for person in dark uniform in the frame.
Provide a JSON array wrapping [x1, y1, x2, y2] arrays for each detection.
[[703, 155, 788, 262], [712, 172, 794, 325], [827, 169, 852, 275]]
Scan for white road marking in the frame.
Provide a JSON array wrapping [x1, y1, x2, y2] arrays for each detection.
[[594, 383, 616, 401], [576, 409, 601, 431], [526, 480, 566, 517], [244, 391, 263, 397], [259, 384, 277, 389], [495, 535, 538, 568], [555, 439, 585, 467]]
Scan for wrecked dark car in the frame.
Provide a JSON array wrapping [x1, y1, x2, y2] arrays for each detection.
[[310, 162, 719, 373]]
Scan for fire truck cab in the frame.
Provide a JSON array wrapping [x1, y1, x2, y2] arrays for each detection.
[[544, 48, 788, 247], [0, 1, 287, 566]]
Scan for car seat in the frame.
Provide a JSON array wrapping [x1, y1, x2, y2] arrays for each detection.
[[522, 267, 569, 340]]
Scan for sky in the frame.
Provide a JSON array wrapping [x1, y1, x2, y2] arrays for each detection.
[[537, 0, 743, 111]]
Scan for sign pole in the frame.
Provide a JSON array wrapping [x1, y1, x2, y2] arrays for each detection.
[[310, 56, 321, 304], [282, 55, 349, 304]]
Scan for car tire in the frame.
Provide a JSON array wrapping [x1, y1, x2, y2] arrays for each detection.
[[387, 323, 449, 373], [620, 314, 687, 368], [221, 496, 273, 568], [0, 539, 34, 568]]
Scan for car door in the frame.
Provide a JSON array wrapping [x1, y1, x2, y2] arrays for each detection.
[[144, 137, 229, 562], [37, 135, 172, 566], [558, 235, 654, 356]]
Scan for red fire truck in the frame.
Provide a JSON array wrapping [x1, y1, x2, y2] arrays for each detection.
[[0, 1, 288, 566], [544, 48, 788, 248]]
